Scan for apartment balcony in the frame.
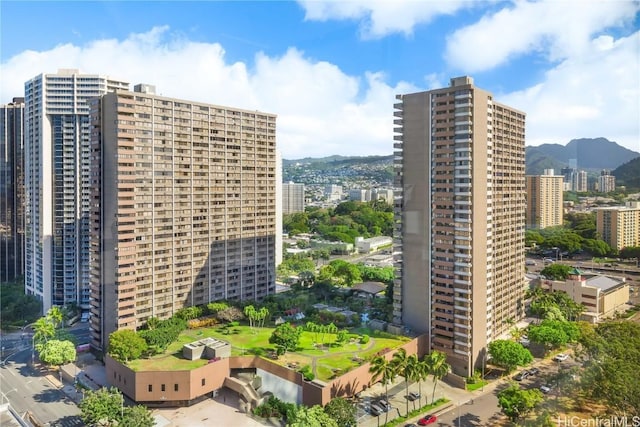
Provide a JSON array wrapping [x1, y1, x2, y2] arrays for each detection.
[[455, 92, 472, 100], [454, 286, 471, 294]]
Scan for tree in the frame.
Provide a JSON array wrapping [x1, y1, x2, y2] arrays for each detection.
[[257, 307, 269, 328], [497, 382, 543, 422], [79, 387, 125, 426], [540, 264, 573, 280], [47, 306, 64, 329], [33, 316, 56, 350], [38, 340, 76, 366], [404, 354, 423, 411], [579, 321, 640, 413], [391, 348, 411, 416], [108, 330, 147, 362], [488, 340, 533, 373], [120, 405, 155, 427], [286, 404, 338, 427], [527, 324, 568, 351], [216, 306, 245, 323], [244, 305, 257, 330], [369, 355, 397, 425], [424, 351, 450, 404], [324, 396, 356, 427], [79, 387, 154, 427], [269, 323, 302, 353]]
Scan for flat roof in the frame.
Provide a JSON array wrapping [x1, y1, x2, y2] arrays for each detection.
[[586, 275, 625, 292]]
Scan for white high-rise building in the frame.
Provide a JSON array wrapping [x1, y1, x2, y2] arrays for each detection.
[[24, 69, 129, 312], [283, 182, 305, 214]]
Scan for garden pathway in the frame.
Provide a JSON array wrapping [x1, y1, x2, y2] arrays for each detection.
[[310, 337, 376, 378]]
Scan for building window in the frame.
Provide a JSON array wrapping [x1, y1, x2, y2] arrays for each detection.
[[148, 385, 153, 392], [201, 378, 206, 386], [174, 384, 179, 392], [161, 384, 166, 392]]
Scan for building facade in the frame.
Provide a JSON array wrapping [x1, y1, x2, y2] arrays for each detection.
[[24, 70, 129, 312], [393, 76, 527, 376], [324, 184, 342, 202], [282, 182, 305, 214], [574, 170, 588, 192], [525, 169, 563, 229], [0, 98, 25, 282], [89, 86, 277, 349], [598, 170, 615, 193], [595, 201, 640, 251], [349, 189, 371, 202]]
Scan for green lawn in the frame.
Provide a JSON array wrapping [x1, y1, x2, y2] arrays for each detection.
[[125, 324, 410, 381]]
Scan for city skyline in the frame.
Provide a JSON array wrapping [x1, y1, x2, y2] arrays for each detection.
[[1, 1, 639, 159]]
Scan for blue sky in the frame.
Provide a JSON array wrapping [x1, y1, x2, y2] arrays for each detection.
[[1, 1, 639, 158]]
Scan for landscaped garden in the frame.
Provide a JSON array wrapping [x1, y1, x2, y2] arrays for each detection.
[[126, 321, 410, 382]]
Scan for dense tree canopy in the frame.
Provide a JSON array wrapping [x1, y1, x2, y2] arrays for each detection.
[[579, 321, 640, 413], [488, 340, 533, 373], [79, 387, 154, 427], [108, 330, 147, 362], [0, 280, 42, 327], [324, 397, 356, 427], [540, 264, 573, 280], [283, 200, 393, 243], [269, 323, 302, 353], [38, 340, 76, 366], [497, 383, 543, 422]]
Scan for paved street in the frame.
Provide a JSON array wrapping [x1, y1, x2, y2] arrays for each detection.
[[1, 332, 83, 427]]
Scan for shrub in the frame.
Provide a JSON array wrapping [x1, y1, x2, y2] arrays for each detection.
[[187, 316, 217, 329], [360, 334, 370, 344], [299, 365, 315, 381], [217, 307, 244, 323]]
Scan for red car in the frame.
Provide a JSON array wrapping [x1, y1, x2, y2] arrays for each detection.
[[417, 415, 437, 425]]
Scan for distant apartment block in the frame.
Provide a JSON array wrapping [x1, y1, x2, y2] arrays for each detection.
[[1, 98, 25, 282], [574, 170, 588, 192], [282, 182, 305, 214], [598, 170, 615, 193], [371, 188, 394, 204], [349, 189, 370, 202], [526, 169, 563, 229], [393, 76, 526, 376], [595, 201, 640, 251], [324, 184, 343, 202], [89, 85, 277, 350], [24, 69, 129, 312]]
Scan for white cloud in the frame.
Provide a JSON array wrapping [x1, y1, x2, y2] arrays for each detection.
[[445, 0, 640, 72], [298, 0, 472, 38], [0, 26, 415, 159], [501, 31, 640, 152]]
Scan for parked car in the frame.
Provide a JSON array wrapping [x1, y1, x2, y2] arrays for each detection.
[[514, 370, 530, 381], [528, 367, 540, 376], [417, 415, 438, 425], [553, 353, 569, 362], [377, 399, 391, 412], [369, 403, 384, 416], [540, 384, 553, 394], [407, 391, 421, 401]]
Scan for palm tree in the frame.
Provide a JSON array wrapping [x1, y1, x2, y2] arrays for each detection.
[[404, 354, 422, 412], [391, 348, 410, 416], [47, 307, 64, 329], [244, 305, 257, 330], [369, 355, 397, 426], [33, 316, 55, 350], [424, 351, 450, 405], [510, 326, 526, 342]]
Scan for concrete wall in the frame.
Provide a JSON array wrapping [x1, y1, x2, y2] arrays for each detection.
[[257, 368, 302, 404]]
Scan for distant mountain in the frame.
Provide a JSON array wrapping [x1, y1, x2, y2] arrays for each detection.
[[525, 137, 639, 175], [613, 156, 640, 190]]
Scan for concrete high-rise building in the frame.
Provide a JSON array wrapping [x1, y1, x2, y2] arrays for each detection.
[[324, 184, 343, 202], [393, 76, 527, 376], [574, 170, 588, 192], [349, 189, 371, 202], [89, 85, 277, 349], [24, 70, 129, 312], [595, 202, 640, 251], [282, 182, 305, 214], [1, 98, 25, 282], [598, 170, 615, 193], [371, 188, 394, 204], [526, 169, 563, 229]]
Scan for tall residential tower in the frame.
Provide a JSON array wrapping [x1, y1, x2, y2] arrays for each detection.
[[24, 70, 129, 311], [525, 169, 564, 229], [1, 98, 25, 282], [89, 85, 277, 349], [393, 76, 527, 376]]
